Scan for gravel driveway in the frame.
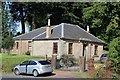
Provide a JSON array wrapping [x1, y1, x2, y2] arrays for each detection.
[[2, 70, 79, 78], [50, 70, 79, 78]]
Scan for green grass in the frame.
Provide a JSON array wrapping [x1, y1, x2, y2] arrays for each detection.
[[1, 53, 44, 73]]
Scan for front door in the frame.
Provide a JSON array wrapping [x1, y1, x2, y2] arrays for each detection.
[[19, 61, 29, 73]]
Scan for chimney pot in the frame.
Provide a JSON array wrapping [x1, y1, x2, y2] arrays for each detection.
[[87, 25, 89, 32], [48, 18, 50, 27], [46, 18, 51, 38]]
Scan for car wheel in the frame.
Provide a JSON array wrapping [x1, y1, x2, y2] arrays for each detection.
[[33, 70, 39, 77], [48, 72, 52, 74], [14, 69, 20, 75]]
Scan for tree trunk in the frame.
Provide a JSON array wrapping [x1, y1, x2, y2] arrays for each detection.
[[31, 14, 35, 30], [21, 20, 25, 34], [0, 47, 1, 53], [7, 48, 10, 55], [20, 5, 25, 34]]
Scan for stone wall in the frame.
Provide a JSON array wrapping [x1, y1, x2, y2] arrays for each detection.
[[32, 40, 54, 57], [10, 40, 30, 54], [32, 40, 66, 58], [11, 39, 103, 60], [72, 42, 83, 58]]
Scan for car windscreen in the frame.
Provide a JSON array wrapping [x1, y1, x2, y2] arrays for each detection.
[[38, 61, 51, 65]]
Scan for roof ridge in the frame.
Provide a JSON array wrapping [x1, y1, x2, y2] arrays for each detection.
[[60, 23, 64, 38], [61, 23, 75, 26]]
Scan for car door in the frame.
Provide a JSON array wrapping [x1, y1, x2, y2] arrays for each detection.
[[27, 61, 37, 74], [19, 60, 29, 73]]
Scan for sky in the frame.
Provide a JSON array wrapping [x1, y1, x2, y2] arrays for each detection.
[[16, 21, 30, 33], [5, 1, 30, 34]]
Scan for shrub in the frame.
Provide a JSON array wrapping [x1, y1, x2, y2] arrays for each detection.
[[108, 37, 120, 78], [60, 54, 77, 68], [94, 64, 105, 78], [25, 51, 30, 55], [94, 61, 113, 78]]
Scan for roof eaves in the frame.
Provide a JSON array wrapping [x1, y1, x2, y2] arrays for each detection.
[[14, 39, 32, 40], [61, 38, 104, 44]]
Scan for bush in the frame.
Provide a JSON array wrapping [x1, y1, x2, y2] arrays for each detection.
[[25, 51, 30, 55], [94, 61, 113, 78], [60, 54, 77, 68], [108, 37, 120, 78], [94, 64, 105, 78]]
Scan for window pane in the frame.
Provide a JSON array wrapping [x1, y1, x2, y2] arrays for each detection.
[[22, 61, 29, 65], [30, 61, 37, 65], [16, 42, 19, 49], [39, 61, 51, 65], [53, 42, 58, 54], [94, 45, 98, 55], [68, 43, 73, 54], [28, 41, 32, 47]]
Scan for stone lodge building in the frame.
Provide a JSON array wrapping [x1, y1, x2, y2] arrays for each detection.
[[11, 23, 104, 60]]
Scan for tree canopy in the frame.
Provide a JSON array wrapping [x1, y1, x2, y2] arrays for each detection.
[[82, 2, 120, 47], [10, 2, 90, 33]]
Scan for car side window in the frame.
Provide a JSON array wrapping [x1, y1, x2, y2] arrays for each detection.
[[29, 61, 37, 65], [22, 61, 29, 65]]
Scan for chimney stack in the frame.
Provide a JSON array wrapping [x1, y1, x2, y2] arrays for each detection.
[[46, 14, 52, 38], [87, 25, 89, 33], [46, 18, 51, 38]]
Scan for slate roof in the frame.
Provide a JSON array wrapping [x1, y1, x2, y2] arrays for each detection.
[[14, 23, 105, 44]]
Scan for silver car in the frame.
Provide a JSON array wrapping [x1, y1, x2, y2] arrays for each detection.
[[13, 60, 53, 77]]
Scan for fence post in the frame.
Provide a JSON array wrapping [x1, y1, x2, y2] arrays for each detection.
[[51, 54, 57, 69], [79, 56, 85, 72], [87, 58, 94, 76]]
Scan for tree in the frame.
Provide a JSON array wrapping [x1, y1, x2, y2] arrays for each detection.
[[26, 2, 48, 30], [108, 37, 120, 73], [10, 2, 89, 31], [10, 2, 28, 33], [2, 2, 15, 54], [0, 2, 2, 53], [82, 2, 120, 49]]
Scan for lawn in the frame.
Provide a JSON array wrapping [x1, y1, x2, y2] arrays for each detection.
[[1, 53, 44, 73]]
